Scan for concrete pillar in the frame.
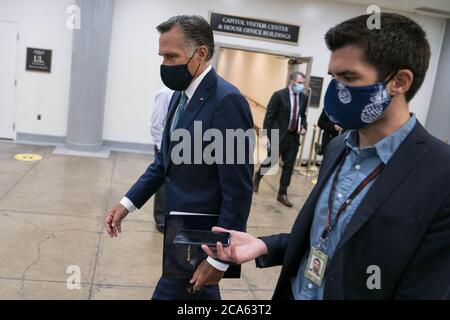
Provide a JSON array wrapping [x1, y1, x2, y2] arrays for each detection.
[[65, 0, 115, 152]]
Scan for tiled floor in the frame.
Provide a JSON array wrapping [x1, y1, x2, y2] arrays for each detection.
[[0, 141, 315, 300]]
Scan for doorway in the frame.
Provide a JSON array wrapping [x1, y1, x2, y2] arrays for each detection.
[[213, 43, 313, 130], [0, 21, 18, 140]]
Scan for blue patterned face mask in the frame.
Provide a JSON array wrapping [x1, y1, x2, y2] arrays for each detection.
[[324, 77, 393, 129]]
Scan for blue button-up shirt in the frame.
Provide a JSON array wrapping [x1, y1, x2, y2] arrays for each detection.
[[291, 115, 417, 300]]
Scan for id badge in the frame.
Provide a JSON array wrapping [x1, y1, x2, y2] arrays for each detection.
[[304, 247, 328, 287]]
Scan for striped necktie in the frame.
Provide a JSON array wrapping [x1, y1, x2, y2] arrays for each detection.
[[170, 92, 188, 133], [289, 92, 298, 132]]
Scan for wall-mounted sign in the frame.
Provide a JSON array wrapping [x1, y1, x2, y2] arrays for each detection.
[[210, 12, 300, 45], [26, 47, 52, 73], [309, 76, 324, 108]]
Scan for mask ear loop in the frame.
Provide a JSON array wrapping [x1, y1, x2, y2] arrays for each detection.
[[186, 50, 196, 64], [187, 49, 201, 79], [383, 71, 397, 97], [384, 71, 397, 85]]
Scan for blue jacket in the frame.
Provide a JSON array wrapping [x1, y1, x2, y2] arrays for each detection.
[[258, 121, 450, 299], [126, 68, 254, 231]]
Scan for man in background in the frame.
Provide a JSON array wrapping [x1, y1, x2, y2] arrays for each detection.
[[253, 71, 308, 208], [150, 86, 173, 232], [317, 109, 342, 156]]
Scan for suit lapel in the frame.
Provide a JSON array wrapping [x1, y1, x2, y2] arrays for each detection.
[[290, 144, 345, 246], [296, 93, 304, 124], [312, 144, 347, 200], [175, 84, 211, 133], [282, 88, 291, 113], [166, 91, 181, 128], [300, 92, 307, 112], [335, 122, 429, 252], [163, 91, 181, 169]]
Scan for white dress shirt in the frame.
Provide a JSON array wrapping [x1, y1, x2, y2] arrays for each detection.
[[120, 64, 229, 272], [150, 86, 174, 151], [184, 64, 212, 104], [288, 86, 302, 132]]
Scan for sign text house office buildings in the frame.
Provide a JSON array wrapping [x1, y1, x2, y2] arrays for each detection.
[[210, 12, 300, 45]]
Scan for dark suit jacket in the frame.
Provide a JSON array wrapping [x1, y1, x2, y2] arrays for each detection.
[[257, 121, 450, 299], [263, 87, 308, 146], [125, 68, 254, 231], [318, 110, 340, 154]]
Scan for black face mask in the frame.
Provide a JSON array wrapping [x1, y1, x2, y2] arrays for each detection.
[[160, 51, 200, 91]]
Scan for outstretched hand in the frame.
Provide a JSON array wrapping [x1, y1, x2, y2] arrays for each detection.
[[201, 227, 268, 265]]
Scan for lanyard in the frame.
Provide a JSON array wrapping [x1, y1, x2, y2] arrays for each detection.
[[321, 150, 385, 240]]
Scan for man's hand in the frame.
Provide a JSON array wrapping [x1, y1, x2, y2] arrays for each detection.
[[261, 135, 271, 150], [189, 259, 225, 292], [104, 203, 129, 238], [201, 227, 268, 265], [300, 127, 307, 135]]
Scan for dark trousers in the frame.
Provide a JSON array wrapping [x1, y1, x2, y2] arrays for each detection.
[[151, 277, 221, 300], [153, 146, 165, 226], [257, 132, 299, 196]]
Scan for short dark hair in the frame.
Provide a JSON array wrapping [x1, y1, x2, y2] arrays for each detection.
[[157, 15, 215, 60], [289, 71, 306, 81], [325, 13, 430, 101]]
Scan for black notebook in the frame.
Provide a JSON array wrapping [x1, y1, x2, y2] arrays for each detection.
[[162, 211, 240, 279]]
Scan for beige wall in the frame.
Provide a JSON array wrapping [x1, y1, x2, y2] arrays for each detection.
[[217, 48, 289, 108]]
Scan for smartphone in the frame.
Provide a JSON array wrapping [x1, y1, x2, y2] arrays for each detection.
[[173, 229, 230, 247]]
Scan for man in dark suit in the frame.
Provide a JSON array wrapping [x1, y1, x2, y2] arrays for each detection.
[[104, 15, 254, 300], [317, 109, 342, 156], [253, 72, 308, 207], [201, 13, 450, 299]]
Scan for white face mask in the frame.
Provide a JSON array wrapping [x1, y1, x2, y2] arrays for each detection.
[[293, 83, 304, 93]]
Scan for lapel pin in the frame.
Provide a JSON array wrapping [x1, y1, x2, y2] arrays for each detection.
[[199, 97, 204, 101]]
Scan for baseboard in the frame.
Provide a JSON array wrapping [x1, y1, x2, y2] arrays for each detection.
[[103, 140, 153, 154], [15, 132, 154, 155], [15, 132, 65, 145]]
